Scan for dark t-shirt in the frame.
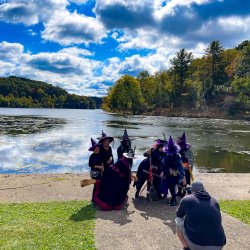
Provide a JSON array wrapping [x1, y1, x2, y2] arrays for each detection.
[[99, 145, 114, 169], [89, 153, 103, 170]]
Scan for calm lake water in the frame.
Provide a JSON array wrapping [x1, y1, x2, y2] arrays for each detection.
[[0, 108, 249, 174]]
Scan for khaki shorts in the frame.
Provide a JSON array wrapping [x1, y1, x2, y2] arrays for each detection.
[[175, 217, 224, 250]]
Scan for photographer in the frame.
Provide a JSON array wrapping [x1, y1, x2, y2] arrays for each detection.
[[175, 181, 226, 250]]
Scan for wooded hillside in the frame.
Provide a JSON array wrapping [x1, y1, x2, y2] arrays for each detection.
[[0, 76, 102, 109]]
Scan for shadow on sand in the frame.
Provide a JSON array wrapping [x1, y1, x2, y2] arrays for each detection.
[[95, 193, 180, 233], [132, 196, 179, 234]]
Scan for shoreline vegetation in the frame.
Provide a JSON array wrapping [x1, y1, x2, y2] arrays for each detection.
[[102, 40, 250, 120]]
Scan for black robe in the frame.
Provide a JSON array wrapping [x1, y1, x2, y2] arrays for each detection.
[[99, 144, 114, 170], [93, 157, 131, 210]]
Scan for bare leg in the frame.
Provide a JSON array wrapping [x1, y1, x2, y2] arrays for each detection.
[[176, 229, 189, 248]]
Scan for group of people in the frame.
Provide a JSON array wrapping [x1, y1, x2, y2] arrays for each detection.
[[81, 129, 137, 210], [80, 129, 226, 250], [134, 132, 194, 206]]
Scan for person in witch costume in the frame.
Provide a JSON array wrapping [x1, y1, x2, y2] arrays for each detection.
[[88, 138, 104, 204], [117, 129, 132, 161], [161, 136, 186, 206], [176, 133, 194, 197], [80, 149, 138, 211], [98, 130, 114, 172], [134, 139, 167, 199]]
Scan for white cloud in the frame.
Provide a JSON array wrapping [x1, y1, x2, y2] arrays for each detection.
[[0, 41, 24, 62], [217, 16, 250, 32], [69, 0, 88, 4], [116, 28, 181, 52], [42, 10, 107, 45], [0, 0, 107, 45], [0, 61, 17, 76], [0, 2, 39, 25], [154, 0, 211, 20], [0, 0, 68, 25]]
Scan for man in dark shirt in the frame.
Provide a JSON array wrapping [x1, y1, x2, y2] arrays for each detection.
[[175, 181, 226, 250]]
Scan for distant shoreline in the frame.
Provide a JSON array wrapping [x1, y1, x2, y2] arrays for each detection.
[[105, 106, 250, 121]]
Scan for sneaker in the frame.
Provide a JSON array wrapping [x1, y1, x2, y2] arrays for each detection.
[[169, 199, 177, 206], [176, 191, 183, 197]]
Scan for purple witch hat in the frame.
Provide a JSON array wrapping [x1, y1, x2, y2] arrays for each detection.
[[88, 138, 101, 151], [177, 132, 191, 150], [97, 130, 114, 143], [163, 135, 180, 155]]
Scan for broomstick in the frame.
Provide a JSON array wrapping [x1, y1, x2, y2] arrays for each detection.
[[142, 170, 166, 179], [80, 179, 96, 187], [139, 154, 153, 196], [162, 132, 167, 141]]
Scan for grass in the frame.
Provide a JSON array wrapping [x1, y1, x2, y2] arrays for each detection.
[[220, 200, 250, 225], [0, 201, 96, 250]]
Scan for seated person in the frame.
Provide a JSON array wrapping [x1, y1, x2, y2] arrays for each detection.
[[176, 133, 194, 197], [98, 130, 114, 171], [161, 136, 186, 206], [81, 149, 137, 211]]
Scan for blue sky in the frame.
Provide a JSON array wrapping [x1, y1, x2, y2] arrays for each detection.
[[0, 0, 250, 97]]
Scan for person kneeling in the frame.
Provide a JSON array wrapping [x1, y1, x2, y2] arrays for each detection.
[[175, 181, 226, 250]]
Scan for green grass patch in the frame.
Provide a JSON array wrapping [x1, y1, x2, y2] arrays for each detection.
[[220, 200, 250, 225], [0, 201, 96, 250]]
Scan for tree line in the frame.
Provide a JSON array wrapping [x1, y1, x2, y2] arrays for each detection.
[[102, 40, 250, 116], [0, 76, 102, 109]]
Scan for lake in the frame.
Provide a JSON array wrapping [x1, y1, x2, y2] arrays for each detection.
[[0, 108, 249, 174]]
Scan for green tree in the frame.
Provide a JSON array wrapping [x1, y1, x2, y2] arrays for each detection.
[[170, 48, 193, 106], [204, 40, 228, 102], [106, 75, 144, 114], [236, 44, 250, 78], [231, 76, 250, 113], [137, 71, 156, 109]]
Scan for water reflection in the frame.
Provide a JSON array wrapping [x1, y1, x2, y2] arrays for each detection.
[[0, 108, 249, 174], [195, 147, 250, 173], [0, 116, 65, 135]]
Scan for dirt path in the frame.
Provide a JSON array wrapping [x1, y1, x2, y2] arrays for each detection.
[[0, 173, 249, 250]]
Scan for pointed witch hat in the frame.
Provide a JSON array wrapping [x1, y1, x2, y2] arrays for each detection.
[[97, 130, 114, 143], [121, 128, 129, 141], [177, 132, 191, 150], [163, 135, 180, 155], [88, 138, 101, 151]]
